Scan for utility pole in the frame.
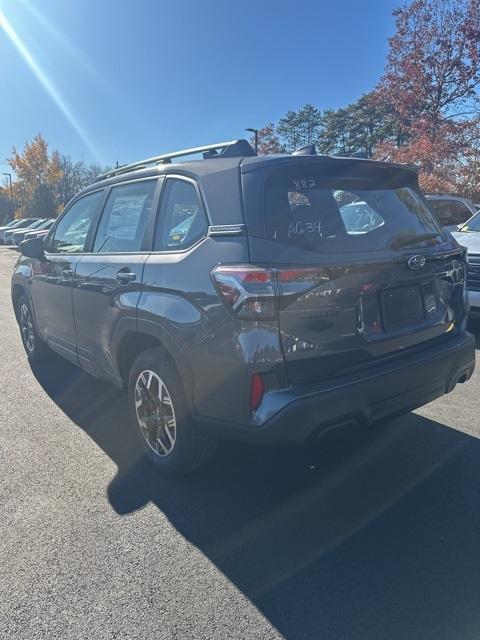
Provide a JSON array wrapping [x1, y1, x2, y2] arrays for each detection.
[[245, 128, 259, 155]]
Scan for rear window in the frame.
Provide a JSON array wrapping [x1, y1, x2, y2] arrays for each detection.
[[259, 166, 442, 254]]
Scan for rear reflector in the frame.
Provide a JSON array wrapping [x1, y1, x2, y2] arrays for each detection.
[[250, 373, 265, 411]]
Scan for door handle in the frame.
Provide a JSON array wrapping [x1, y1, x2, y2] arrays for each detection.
[[61, 268, 74, 280], [115, 269, 136, 284]]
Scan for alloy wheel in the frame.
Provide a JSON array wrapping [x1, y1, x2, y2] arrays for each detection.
[[20, 303, 35, 353], [134, 369, 177, 457]]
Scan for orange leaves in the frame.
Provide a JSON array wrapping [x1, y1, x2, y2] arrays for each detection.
[[8, 134, 63, 218]]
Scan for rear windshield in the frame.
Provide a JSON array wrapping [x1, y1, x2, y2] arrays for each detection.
[[259, 166, 442, 254]]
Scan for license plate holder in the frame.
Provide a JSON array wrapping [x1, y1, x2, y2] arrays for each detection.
[[380, 284, 425, 330]]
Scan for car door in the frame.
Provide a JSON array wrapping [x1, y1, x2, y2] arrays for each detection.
[[72, 178, 161, 382], [31, 190, 105, 363]]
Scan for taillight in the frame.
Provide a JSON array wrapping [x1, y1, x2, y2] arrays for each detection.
[[211, 264, 330, 320], [250, 373, 265, 411], [211, 265, 277, 319]]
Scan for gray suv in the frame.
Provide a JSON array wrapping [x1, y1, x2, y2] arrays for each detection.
[[11, 140, 476, 474]]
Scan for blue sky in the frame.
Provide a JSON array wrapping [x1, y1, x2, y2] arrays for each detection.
[[0, 0, 398, 175]]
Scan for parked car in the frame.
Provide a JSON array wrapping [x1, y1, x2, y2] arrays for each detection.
[[10, 219, 48, 246], [452, 211, 480, 318], [22, 228, 50, 243], [425, 193, 478, 232], [3, 218, 41, 245], [12, 139, 475, 474], [13, 219, 54, 247], [0, 218, 39, 243], [0, 219, 22, 234]]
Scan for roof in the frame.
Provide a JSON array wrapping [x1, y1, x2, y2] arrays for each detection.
[[77, 142, 419, 199]]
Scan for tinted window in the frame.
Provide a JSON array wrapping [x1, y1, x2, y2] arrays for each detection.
[[49, 191, 103, 253], [93, 180, 156, 253], [428, 199, 472, 227], [155, 179, 207, 250], [259, 166, 441, 254]]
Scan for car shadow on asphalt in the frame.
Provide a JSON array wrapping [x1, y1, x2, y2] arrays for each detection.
[[30, 343, 480, 640]]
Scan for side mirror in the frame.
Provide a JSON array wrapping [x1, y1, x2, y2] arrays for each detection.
[[20, 235, 45, 260]]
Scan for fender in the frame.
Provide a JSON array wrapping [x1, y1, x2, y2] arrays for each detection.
[[11, 267, 37, 327], [111, 316, 196, 411]]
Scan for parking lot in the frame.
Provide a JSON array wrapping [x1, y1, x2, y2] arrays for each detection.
[[1, 244, 480, 639]]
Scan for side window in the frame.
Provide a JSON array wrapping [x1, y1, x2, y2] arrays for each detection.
[[93, 180, 156, 253], [429, 200, 471, 227], [154, 178, 207, 250], [452, 202, 472, 225], [49, 190, 103, 254]]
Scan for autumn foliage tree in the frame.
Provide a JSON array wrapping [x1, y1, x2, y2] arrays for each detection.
[[252, 124, 286, 155], [7, 135, 107, 218], [374, 0, 480, 195], [8, 134, 62, 218], [253, 1, 480, 198]]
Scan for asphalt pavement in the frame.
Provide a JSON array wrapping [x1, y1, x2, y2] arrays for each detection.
[[1, 246, 480, 640]]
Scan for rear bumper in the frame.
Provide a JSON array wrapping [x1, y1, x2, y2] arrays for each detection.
[[195, 331, 476, 445]]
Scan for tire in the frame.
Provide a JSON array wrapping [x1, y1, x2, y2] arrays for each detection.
[[127, 348, 216, 475], [16, 294, 50, 361]]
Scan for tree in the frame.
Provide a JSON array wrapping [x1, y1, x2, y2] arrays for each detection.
[[318, 94, 397, 157], [277, 110, 303, 152], [373, 0, 480, 193], [251, 124, 285, 155], [297, 104, 322, 146], [456, 118, 480, 200], [375, 121, 461, 192], [8, 134, 62, 218], [276, 105, 322, 152], [0, 187, 15, 225], [377, 0, 480, 134], [56, 155, 103, 206]]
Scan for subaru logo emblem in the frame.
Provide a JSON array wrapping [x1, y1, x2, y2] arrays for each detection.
[[408, 255, 426, 271]]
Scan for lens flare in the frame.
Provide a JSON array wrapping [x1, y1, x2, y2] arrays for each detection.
[[17, 0, 99, 79], [0, 9, 102, 162]]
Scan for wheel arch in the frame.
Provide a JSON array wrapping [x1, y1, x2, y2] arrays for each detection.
[[11, 283, 30, 322], [113, 319, 195, 412]]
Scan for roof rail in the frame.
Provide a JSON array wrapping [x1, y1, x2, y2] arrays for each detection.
[[95, 139, 255, 182]]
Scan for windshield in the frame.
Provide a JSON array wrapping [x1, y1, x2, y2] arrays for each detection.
[[458, 211, 480, 232], [8, 220, 25, 229], [260, 167, 443, 254]]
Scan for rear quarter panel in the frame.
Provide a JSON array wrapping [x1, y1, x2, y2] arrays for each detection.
[[139, 236, 285, 424]]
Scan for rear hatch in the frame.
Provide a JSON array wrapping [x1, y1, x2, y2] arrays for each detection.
[[241, 157, 467, 384]]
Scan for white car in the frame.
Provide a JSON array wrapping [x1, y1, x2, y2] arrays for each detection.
[[452, 212, 480, 317]]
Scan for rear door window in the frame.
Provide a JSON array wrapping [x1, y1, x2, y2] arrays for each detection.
[[255, 165, 442, 255], [154, 178, 207, 251]]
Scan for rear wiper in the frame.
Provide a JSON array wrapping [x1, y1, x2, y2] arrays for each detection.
[[390, 232, 441, 250]]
